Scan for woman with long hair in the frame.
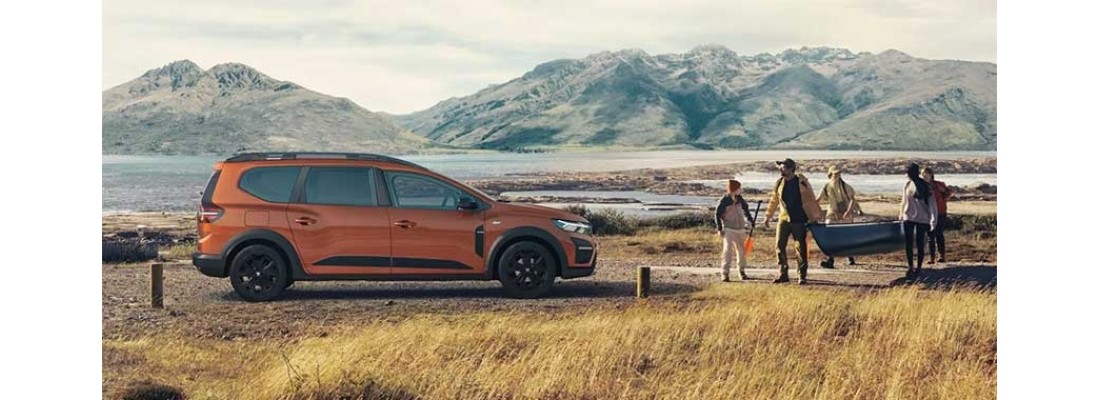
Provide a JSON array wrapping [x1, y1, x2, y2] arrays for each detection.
[[900, 163, 938, 279], [921, 167, 953, 264]]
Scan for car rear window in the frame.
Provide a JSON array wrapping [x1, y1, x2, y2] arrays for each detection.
[[303, 167, 376, 207], [238, 167, 301, 203], [201, 170, 221, 204]]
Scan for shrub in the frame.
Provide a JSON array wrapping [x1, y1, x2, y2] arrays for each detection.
[[116, 381, 185, 400], [103, 241, 159, 263], [586, 208, 637, 236], [564, 204, 588, 218], [638, 211, 713, 230], [949, 215, 997, 233]]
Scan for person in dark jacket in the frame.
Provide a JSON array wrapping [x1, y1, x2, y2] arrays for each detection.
[[714, 179, 754, 281], [900, 163, 938, 279], [763, 159, 824, 285]]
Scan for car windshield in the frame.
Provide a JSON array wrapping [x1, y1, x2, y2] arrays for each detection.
[[423, 168, 495, 203], [465, 185, 496, 202]]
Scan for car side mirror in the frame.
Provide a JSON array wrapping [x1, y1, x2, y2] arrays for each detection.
[[457, 197, 479, 211]]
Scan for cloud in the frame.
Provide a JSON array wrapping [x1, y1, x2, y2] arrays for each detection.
[[103, 0, 995, 113]]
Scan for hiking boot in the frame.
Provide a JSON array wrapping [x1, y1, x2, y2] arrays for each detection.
[[772, 276, 790, 284], [739, 273, 749, 281], [798, 278, 808, 285], [820, 259, 835, 269], [848, 257, 857, 266]]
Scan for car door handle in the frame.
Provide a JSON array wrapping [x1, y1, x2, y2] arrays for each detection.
[[393, 220, 417, 228], [294, 217, 318, 225]]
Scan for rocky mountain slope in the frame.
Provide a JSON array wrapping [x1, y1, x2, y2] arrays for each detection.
[[398, 46, 996, 150], [103, 60, 429, 155]]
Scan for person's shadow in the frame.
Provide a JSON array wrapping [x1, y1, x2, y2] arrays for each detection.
[[888, 265, 997, 289]]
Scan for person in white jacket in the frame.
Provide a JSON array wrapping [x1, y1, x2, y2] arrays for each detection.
[[714, 179, 754, 281], [900, 163, 938, 279]]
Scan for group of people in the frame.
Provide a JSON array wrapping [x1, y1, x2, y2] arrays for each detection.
[[713, 158, 953, 283]]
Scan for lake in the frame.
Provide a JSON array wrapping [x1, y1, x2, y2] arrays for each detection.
[[102, 150, 995, 213]]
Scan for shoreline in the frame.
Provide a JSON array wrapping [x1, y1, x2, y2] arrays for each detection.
[[104, 156, 996, 215], [469, 157, 996, 199], [103, 148, 998, 157]]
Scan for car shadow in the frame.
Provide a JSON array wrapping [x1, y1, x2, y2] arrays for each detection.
[[218, 279, 700, 302]]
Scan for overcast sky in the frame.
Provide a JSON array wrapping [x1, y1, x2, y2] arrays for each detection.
[[103, 0, 996, 114]]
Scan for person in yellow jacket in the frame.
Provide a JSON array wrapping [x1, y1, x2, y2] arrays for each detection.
[[763, 159, 824, 284]]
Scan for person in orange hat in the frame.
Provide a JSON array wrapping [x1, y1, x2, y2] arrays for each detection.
[[714, 179, 754, 281]]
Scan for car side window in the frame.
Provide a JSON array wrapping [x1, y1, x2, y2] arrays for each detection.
[[303, 167, 376, 207], [239, 167, 300, 203], [386, 172, 468, 210]]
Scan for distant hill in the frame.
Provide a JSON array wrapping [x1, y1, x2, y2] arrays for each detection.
[[397, 46, 996, 150], [102, 60, 430, 155]]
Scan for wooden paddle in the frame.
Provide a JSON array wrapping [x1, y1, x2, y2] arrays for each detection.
[[744, 200, 763, 256]]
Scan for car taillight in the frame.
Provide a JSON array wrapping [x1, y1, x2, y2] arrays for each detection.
[[199, 169, 223, 223], [199, 203, 223, 223]]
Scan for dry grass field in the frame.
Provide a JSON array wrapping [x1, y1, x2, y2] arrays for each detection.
[[103, 208, 996, 400], [104, 284, 995, 400]]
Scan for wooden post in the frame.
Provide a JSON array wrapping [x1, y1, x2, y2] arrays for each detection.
[[636, 266, 651, 298], [151, 263, 164, 308]]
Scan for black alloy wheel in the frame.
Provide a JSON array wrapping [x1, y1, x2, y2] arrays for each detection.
[[497, 241, 556, 299], [229, 245, 289, 302]]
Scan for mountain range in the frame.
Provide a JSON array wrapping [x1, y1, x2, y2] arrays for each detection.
[[102, 46, 996, 155], [102, 61, 429, 155], [399, 46, 996, 151]]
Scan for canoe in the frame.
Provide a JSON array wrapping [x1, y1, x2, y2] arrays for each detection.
[[807, 221, 905, 257]]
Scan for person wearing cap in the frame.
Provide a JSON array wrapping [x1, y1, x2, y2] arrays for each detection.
[[816, 165, 861, 268], [714, 179, 754, 281], [920, 167, 953, 264], [763, 159, 824, 284]]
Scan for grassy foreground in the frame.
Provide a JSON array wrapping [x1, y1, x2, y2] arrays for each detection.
[[105, 285, 995, 400]]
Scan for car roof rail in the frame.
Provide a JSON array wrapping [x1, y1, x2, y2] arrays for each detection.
[[224, 152, 427, 169]]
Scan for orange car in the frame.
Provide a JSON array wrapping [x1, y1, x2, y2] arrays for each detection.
[[192, 152, 597, 301]]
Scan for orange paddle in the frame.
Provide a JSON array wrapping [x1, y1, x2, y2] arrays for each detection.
[[744, 201, 763, 256]]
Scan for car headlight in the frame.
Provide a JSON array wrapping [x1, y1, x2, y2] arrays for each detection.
[[553, 219, 591, 234]]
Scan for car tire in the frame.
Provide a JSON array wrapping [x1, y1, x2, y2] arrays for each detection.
[[497, 241, 557, 299], [229, 244, 289, 302]]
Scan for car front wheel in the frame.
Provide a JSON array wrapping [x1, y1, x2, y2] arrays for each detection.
[[497, 241, 556, 299]]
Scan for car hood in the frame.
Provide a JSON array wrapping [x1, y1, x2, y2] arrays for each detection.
[[493, 202, 588, 223]]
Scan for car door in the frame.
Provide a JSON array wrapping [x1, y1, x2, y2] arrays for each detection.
[[286, 166, 392, 276], [383, 170, 486, 276]]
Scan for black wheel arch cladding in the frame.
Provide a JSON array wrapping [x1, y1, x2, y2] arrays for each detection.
[[222, 229, 306, 279], [487, 226, 567, 278]]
